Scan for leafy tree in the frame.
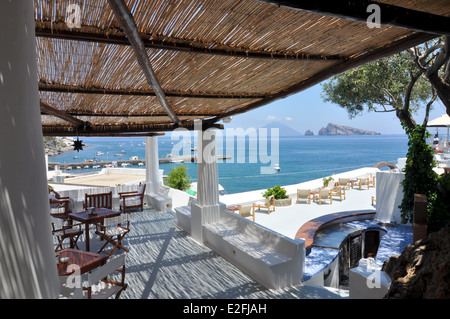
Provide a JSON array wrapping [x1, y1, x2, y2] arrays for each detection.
[[166, 165, 192, 191], [321, 50, 436, 129]]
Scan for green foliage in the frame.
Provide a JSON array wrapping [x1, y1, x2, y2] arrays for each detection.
[[321, 52, 433, 118], [428, 173, 450, 233], [166, 165, 192, 191], [399, 124, 438, 224], [323, 176, 334, 187], [263, 185, 289, 200]]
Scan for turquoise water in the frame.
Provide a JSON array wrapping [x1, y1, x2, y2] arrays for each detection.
[[49, 134, 409, 194]]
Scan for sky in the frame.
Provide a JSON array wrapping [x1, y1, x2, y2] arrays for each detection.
[[222, 83, 448, 135]]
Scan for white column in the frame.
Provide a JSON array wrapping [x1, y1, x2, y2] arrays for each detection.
[[145, 136, 160, 193], [190, 128, 221, 243], [0, 1, 59, 298]]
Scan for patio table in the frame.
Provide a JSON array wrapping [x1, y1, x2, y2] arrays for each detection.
[[226, 205, 242, 215], [69, 208, 121, 251], [310, 189, 320, 202], [349, 178, 358, 189], [56, 248, 108, 277]]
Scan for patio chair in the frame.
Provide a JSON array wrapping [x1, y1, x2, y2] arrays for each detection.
[[252, 195, 275, 214], [368, 174, 376, 188], [85, 253, 127, 299], [239, 205, 255, 222], [331, 185, 346, 201], [338, 178, 350, 190], [317, 189, 332, 205], [296, 189, 311, 204], [357, 177, 370, 190], [119, 183, 146, 212], [95, 213, 130, 257], [49, 186, 71, 220], [51, 217, 83, 252], [84, 191, 112, 209]]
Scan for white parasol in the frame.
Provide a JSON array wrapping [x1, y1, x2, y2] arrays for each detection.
[[427, 114, 450, 150]]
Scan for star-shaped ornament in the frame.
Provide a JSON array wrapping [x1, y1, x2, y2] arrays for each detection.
[[73, 137, 85, 152]]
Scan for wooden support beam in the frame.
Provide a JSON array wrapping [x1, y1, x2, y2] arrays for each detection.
[[65, 111, 221, 117], [35, 28, 347, 62], [259, 0, 450, 36], [40, 101, 88, 127], [42, 122, 223, 136], [38, 82, 267, 100], [107, 0, 180, 125]]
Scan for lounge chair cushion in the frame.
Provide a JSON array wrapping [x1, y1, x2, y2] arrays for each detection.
[[120, 196, 142, 207]]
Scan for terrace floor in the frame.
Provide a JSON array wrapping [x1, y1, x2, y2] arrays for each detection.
[[61, 208, 348, 299]]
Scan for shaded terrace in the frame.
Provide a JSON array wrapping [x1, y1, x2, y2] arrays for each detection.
[[1, 0, 449, 298]]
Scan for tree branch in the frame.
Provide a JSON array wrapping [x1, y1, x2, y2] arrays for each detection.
[[422, 89, 438, 126]]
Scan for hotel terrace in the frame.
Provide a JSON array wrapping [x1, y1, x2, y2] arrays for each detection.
[[1, 0, 449, 300]]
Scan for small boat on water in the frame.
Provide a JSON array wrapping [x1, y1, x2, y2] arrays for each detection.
[[96, 152, 104, 156], [273, 164, 281, 171]]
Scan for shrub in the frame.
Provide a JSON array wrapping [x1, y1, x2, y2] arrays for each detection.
[[323, 176, 334, 187], [166, 165, 192, 191], [427, 173, 450, 233], [399, 124, 437, 224], [263, 185, 289, 200]]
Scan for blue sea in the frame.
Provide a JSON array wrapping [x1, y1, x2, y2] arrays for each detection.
[[48, 134, 409, 194]]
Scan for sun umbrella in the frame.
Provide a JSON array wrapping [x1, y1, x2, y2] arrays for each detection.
[[427, 114, 450, 151]]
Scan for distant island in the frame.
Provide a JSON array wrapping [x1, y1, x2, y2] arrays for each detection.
[[318, 123, 381, 136]]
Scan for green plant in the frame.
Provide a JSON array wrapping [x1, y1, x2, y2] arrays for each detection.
[[263, 185, 289, 200], [399, 124, 438, 224], [166, 165, 192, 191], [427, 173, 450, 233], [323, 176, 334, 187]]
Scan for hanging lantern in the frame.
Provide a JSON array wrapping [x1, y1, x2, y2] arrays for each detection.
[[72, 137, 85, 152]]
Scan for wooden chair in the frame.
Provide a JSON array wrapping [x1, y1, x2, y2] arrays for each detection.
[[49, 186, 71, 220], [84, 191, 112, 209], [51, 217, 83, 252], [239, 205, 255, 222], [368, 174, 376, 188], [252, 195, 275, 215], [119, 183, 146, 212], [338, 178, 350, 190], [331, 185, 346, 201], [297, 189, 311, 204], [85, 253, 127, 299], [317, 189, 332, 205], [95, 213, 130, 257], [357, 177, 370, 190]]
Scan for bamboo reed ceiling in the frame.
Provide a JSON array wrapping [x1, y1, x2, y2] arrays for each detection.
[[35, 0, 450, 136]]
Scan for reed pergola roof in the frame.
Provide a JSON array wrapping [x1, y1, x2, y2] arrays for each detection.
[[35, 0, 450, 136]]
